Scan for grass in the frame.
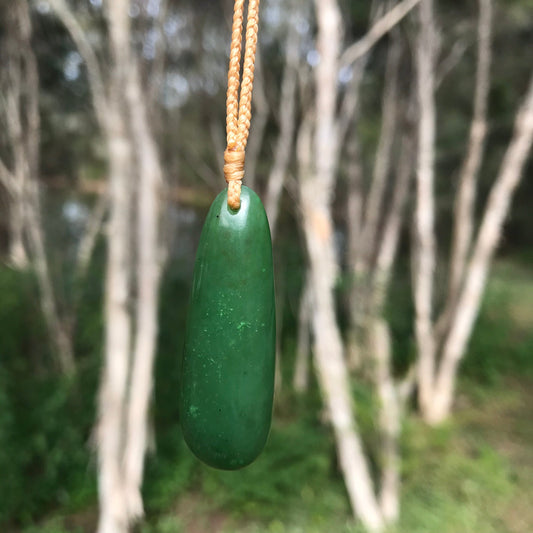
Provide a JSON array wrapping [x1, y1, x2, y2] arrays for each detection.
[[462, 259, 533, 382], [12, 259, 533, 533], [141, 259, 533, 533], [135, 378, 530, 533]]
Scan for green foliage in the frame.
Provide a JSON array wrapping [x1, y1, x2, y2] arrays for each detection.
[[22, 519, 82, 533], [1, 256, 532, 532], [140, 384, 525, 533], [399, 419, 515, 533], [1, 0, 532, 529], [0, 267, 99, 527], [142, 266, 195, 513], [199, 419, 340, 520], [462, 261, 533, 384], [143, 430, 196, 513], [141, 515, 185, 533], [384, 262, 416, 376]]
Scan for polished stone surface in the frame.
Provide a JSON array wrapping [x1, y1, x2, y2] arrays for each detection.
[[179, 186, 275, 470]]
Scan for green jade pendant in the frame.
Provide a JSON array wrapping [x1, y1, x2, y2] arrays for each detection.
[[179, 186, 275, 470]]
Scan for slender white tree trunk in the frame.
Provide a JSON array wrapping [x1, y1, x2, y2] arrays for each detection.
[[340, 0, 422, 69], [373, 131, 415, 298], [75, 194, 108, 279], [367, 128, 414, 526], [410, 0, 528, 424], [346, 34, 403, 370], [413, 0, 438, 416], [297, 2, 385, 530], [26, 182, 76, 374], [345, 131, 367, 370], [264, 18, 300, 235], [97, 2, 134, 532], [123, 59, 164, 522], [8, 194, 29, 268], [438, 0, 492, 340], [1, 1, 75, 375], [49, 0, 166, 527], [0, 162, 26, 268], [300, 187, 384, 532], [97, 127, 133, 533], [428, 74, 533, 424], [370, 319, 400, 522], [357, 40, 401, 276], [244, 52, 269, 192], [346, 133, 364, 273]]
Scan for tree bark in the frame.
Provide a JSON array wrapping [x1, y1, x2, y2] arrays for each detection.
[[428, 73, 533, 424], [365, 123, 414, 526], [75, 194, 108, 280], [345, 129, 366, 370], [346, 133, 364, 274], [436, 0, 492, 341], [123, 57, 164, 521], [300, 183, 384, 532], [47, 0, 108, 130], [413, 0, 438, 417], [7, 186, 29, 268], [370, 319, 400, 522], [264, 21, 300, 236], [96, 123, 132, 533], [49, 1, 166, 529], [346, 34, 403, 369], [97, 2, 134, 532], [244, 52, 269, 191], [340, 0, 422, 69], [373, 131, 414, 302], [1, 1, 75, 375], [298, 2, 385, 529], [357, 39, 401, 277]]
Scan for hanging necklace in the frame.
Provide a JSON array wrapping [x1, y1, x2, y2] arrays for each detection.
[[179, 0, 275, 470]]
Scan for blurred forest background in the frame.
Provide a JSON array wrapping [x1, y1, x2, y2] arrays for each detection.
[[0, 0, 532, 532]]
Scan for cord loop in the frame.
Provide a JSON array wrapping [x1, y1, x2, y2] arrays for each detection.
[[224, 0, 261, 209]]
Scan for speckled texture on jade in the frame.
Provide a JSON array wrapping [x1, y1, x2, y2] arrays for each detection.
[[179, 186, 276, 470]]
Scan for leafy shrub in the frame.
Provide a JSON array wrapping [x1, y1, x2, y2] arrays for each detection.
[[0, 267, 98, 526]]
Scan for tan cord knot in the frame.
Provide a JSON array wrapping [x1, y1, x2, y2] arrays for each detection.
[[224, 149, 245, 210], [224, 0, 260, 209]]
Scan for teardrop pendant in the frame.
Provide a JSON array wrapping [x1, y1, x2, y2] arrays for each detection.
[[179, 186, 276, 470]]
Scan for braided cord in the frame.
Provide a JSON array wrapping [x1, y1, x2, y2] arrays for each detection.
[[224, 0, 261, 209]]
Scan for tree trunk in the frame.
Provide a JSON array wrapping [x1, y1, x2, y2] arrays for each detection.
[[413, 0, 438, 417], [297, 2, 385, 529], [346, 33, 403, 370], [123, 58, 164, 522], [370, 319, 400, 523], [75, 194, 108, 280], [373, 130, 414, 300], [8, 194, 29, 268], [427, 73, 533, 424], [97, 123, 133, 533], [300, 187, 384, 532], [244, 52, 269, 192], [1, 1, 75, 375], [264, 19, 300, 236], [345, 132, 365, 370], [358, 39, 401, 276], [365, 129, 414, 526], [437, 0, 492, 341], [49, 0, 166, 528], [97, 2, 134, 532], [26, 182, 75, 375]]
